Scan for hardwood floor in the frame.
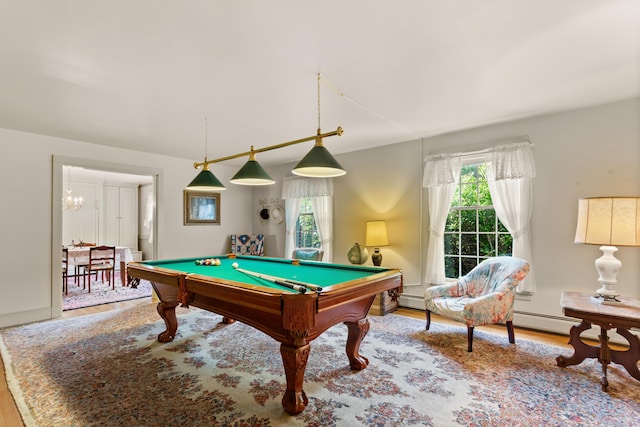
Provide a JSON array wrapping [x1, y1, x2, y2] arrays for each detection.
[[0, 302, 573, 427]]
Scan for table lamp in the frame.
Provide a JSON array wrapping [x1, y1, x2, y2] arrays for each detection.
[[365, 220, 389, 266], [574, 197, 640, 303]]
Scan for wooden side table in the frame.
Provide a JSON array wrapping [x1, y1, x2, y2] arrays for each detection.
[[556, 291, 640, 391]]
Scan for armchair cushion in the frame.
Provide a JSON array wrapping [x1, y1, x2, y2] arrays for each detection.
[[424, 256, 529, 328], [292, 248, 324, 261]]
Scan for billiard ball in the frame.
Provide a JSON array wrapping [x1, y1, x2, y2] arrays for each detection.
[[232, 262, 239, 269]]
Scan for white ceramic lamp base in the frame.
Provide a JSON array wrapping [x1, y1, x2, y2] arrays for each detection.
[[593, 245, 622, 303]]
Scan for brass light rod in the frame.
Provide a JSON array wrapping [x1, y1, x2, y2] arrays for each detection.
[[193, 126, 343, 169]]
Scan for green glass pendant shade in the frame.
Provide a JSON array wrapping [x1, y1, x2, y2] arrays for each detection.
[[186, 169, 226, 191], [230, 159, 275, 186], [292, 145, 346, 177]]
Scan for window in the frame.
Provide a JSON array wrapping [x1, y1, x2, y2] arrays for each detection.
[[295, 198, 320, 248], [444, 164, 513, 278]]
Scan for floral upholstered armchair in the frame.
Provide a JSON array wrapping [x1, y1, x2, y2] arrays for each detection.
[[424, 256, 530, 352], [230, 234, 265, 256]]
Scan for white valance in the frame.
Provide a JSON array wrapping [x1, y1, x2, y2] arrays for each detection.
[[423, 154, 462, 187], [281, 177, 334, 199], [423, 140, 535, 186], [489, 142, 536, 181]]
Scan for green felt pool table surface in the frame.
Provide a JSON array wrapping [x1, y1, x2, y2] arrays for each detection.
[[140, 255, 392, 293]]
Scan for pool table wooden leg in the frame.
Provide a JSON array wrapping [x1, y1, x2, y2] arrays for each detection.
[[280, 343, 310, 415], [345, 318, 370, 370], [156, 301, 180, 342]]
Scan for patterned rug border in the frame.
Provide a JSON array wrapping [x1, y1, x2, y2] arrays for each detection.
[[1, 327, 42, 427]]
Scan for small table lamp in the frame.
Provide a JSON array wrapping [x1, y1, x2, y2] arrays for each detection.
[[365, 220, 389, 266], [574, 197, 640, 303]]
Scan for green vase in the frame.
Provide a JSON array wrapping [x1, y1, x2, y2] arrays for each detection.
[[347, 243, 368, 265]]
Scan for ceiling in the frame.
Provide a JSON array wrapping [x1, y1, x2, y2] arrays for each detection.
[[2, 1, 639, 167]]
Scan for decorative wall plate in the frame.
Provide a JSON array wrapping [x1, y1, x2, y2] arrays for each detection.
[[270, 206, 284, 224]]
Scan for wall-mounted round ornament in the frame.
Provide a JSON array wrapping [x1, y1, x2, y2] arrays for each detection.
[[347, 242, 368, 265], [270, 206, 284, 224]]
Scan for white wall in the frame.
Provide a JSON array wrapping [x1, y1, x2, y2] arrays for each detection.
[[0, 128, 253, 327], [254, 98, 640, 335]]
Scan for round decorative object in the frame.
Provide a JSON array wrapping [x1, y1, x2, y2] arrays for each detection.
[[271, 206, 284, 224], [259, 208, 270, 220], [347, 242, 368, 265]]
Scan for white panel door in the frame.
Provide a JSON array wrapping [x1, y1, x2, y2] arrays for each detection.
[[104, 186, 120, 246], [117, 186, 137, 249], [104, 185, 138, 249]]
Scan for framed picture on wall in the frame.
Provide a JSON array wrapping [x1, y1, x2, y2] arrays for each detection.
[[183, 190, 221, 225]]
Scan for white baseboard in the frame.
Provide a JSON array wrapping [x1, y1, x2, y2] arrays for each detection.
[[399, 293, 632, 345], [0, 307, 55, 329]]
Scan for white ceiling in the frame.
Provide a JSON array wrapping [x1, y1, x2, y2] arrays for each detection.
[[2, 1, 639, 167]]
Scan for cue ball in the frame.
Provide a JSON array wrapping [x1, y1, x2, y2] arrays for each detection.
[[232, 262, 239, 269]]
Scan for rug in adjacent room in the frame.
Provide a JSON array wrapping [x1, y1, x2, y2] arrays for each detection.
[[62, 277, 153, 311]]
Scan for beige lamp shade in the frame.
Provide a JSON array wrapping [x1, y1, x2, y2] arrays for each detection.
[[365, 221, 389, 247], [574, 197, 640, 247]]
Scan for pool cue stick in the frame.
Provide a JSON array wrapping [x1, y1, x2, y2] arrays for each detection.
[[234, 266, 306, 293], [239, 269, 323, 292], [280, 277, 323, 292]]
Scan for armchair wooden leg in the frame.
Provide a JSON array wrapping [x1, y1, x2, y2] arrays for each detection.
[[467, 327, 474, 352], [506, 321, 515, 344], [426, 310, 431, 330]]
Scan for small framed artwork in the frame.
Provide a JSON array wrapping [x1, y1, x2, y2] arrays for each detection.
[[183, 190, 221, 225]]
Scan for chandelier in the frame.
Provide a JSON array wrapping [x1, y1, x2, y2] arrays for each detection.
[[62, 167, 83, 210]]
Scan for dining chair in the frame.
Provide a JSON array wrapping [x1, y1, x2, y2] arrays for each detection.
[[62, 247, 69, 295], [73, 242, 97, 286], [85, 246, 116, 292]]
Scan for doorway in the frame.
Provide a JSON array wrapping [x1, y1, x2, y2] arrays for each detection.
[[52, 156, 161, 317]]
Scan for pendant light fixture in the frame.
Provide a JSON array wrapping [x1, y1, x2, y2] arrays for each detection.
[[229, 146, 275, 185], [292, 73, 346, 178], [186, 73, 346, 189], [186, 118, 226, 191]]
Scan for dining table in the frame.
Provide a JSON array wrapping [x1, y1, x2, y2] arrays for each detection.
[[66, 246, 134, 286]]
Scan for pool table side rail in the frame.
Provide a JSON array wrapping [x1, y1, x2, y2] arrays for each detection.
[[127, 261, 295, 295]]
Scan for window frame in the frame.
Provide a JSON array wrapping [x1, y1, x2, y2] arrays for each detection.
[[294, 198, 321, 249], [443, 158, 513, 279]]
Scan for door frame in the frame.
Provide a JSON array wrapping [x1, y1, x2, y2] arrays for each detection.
[[51, 155, 162, 316]]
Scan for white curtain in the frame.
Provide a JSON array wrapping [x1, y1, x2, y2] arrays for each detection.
[[282, 177, 334, 261], [423, 141, 536, 291], [310, 196, 333, 261], [487, 142, 536, 293], [423, 155, 461, 285], [283, 198, 302, 260]]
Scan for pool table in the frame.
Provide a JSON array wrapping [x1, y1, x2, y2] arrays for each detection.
[[127, 254, 402, 414]]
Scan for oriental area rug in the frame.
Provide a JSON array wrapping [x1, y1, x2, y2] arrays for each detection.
[[1, 304, 639, 427], [63, 277, 153, 311]]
